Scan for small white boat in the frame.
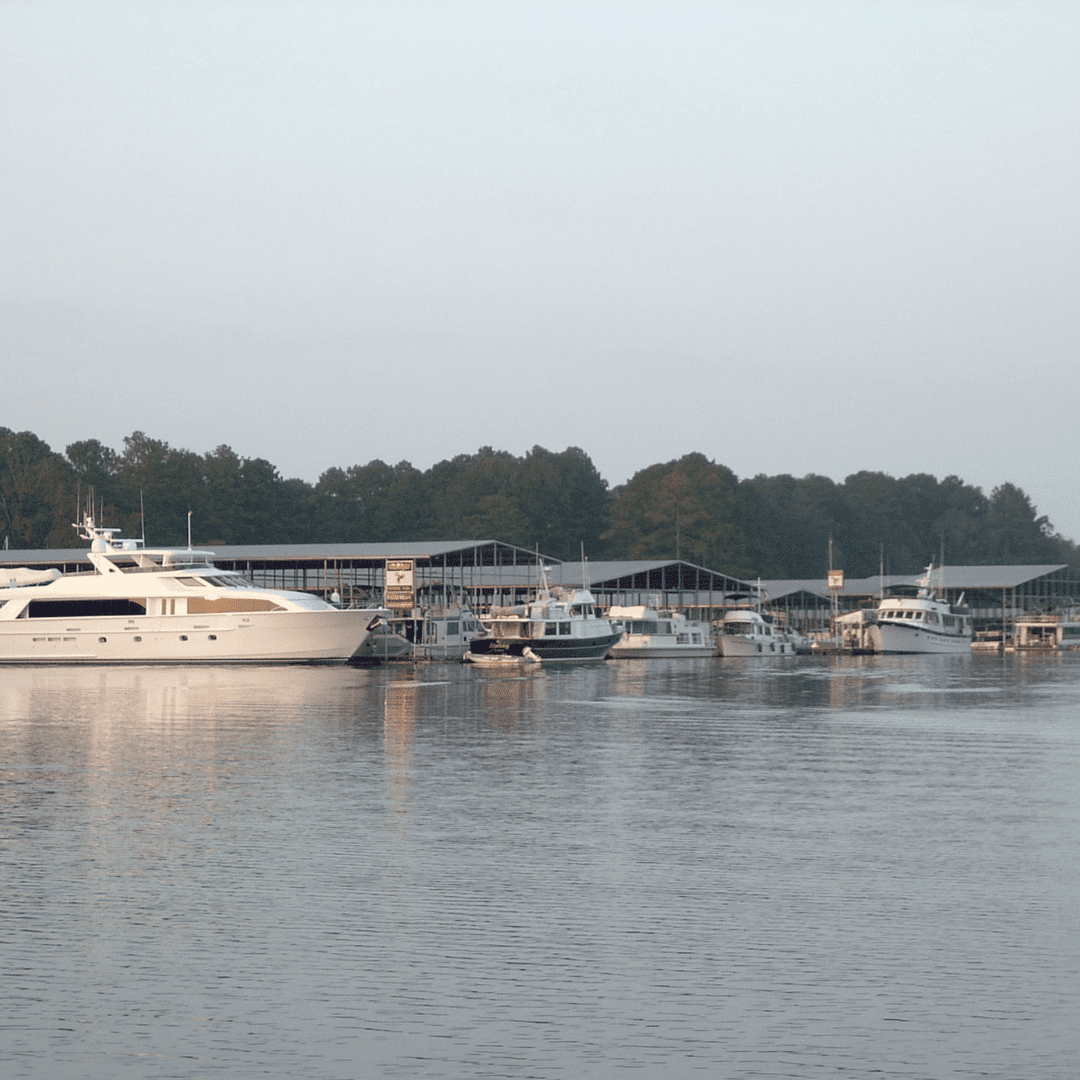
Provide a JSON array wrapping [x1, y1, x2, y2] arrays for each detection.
[[0, 515, 388, 664], [607, 605, 715, 658], [871, 564, 972, 654], [466, 569, 621, 663], [462, 646, 542, 666], [717, 608, 803, 656]]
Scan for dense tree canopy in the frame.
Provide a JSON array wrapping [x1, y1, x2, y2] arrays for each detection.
[[1, 426, 1076, 576]]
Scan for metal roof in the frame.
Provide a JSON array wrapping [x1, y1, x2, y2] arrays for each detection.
[[0, 538, 554, 569], [762, 564, 1070, 600], [547, 560, 755, 592]]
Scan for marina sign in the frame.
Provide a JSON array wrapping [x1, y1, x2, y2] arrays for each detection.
[[385, 559, 415, 610]]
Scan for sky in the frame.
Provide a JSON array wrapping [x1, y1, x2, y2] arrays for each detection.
[[3, 1, 1079, 540]]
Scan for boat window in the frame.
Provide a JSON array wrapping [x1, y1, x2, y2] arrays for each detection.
[[545, 622, 557, 636], [187, 597, 285, 614], [559, 622, 571, 635], [928, 612, 939, 623], [27, 598, 147, 618], [177, 577, 205, 587], [446, 621, 460, 636]]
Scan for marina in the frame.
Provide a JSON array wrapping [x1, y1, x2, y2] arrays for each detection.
[[5, 537, 1080, 660]]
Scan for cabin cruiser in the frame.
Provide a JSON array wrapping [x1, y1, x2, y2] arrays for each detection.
[[355, 599, 484, 661], [717, 608, 805, 656], [607, 605, 715, 658], [466, 571, 621, 663], [871, 564, 972, 654], [0, 516, 388, 664]]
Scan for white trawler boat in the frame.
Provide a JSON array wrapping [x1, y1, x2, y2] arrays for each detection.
[[607, 605, 715, 658], [0, 516, 388, 664], [466, 569, 622, 663], [717, 608, 806, 656], [871, 564, 972, 654]]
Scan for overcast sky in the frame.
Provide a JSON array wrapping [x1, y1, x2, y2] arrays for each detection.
[[4, 1, 1079, 543]]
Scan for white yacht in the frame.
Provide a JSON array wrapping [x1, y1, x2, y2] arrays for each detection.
[[0, 516, 388, 664], [607, 605, 715, 658], [466, 571, 622, 663], [717, 608, 804, 656], [871, 564, 972, 654]]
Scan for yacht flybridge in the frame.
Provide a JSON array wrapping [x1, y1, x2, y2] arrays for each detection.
[[0, 516, 388, 664]]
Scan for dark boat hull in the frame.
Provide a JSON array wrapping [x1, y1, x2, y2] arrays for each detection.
[[468, 631, 621, 662]]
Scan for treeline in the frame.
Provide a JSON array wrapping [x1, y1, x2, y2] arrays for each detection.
[[2, 427, 1076, 578]]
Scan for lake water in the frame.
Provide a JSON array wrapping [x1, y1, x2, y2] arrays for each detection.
[[2, 654, 1079, 1079]]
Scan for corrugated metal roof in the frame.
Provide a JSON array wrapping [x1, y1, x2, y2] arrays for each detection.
[[548, 560, 755, 590], [762, 564, 1070, 599], [758, 580, 834, 602], [0, 538, 550, 568]]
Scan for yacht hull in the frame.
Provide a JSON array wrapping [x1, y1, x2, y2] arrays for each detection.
[[468, 631, 621, 662], [718, 636, 800, 656], [609, 645, 715, 658], [871, 624, 972, 655], [0, 609, 381, 664]]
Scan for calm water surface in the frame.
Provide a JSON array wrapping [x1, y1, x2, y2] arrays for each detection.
[[2, 655, 1079, 1078]]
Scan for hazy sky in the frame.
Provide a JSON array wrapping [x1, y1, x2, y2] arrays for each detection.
[[4, 2, 1079, 541]]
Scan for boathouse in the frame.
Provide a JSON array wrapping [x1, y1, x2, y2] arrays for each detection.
[[2, 539, 756, 615], [4, 537, 1074, 626]]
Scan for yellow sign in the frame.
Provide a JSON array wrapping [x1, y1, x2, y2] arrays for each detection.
[[827, 570, 845, 591]]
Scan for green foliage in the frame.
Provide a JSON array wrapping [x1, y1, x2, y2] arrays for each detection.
[[3, 426, 1077, 576], [0, 428, 76, 548], [604, 453, 750, 575]]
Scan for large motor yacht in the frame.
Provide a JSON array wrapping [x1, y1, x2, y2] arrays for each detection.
[[0, 516, 388, 664], [871, 564, 973, 654]]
